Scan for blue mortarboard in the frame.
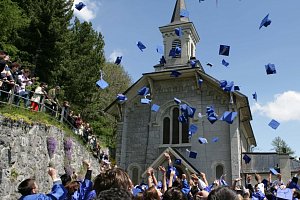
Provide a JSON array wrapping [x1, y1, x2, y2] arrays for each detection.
[[75, 2, 86, 11], [253, 92, 257, 102], [198, 79, 203, 86], [175, 159, 182, 165], [170, 70, 181, 78], [219, 45, 230, 56], [174, 97, 181, 104], [243, 154, 251, 164], [199, 0, 205, 2], [186, 149, 197, 159], [169, 46, 181, 58], [219, 80, 234, 92], [178, 114, 188, 123], [187, 106, 196, 118], [189, 124, 198, 136], [141, 98, 151, 104], [259, 14, 272, 29], [219, 80, 227, 88], [270, 168, 279, 175], [151, 104, 160, 112], [219, 111, 238, 124], [160, 56, 166, 65], [234, 86, 240, 91], [265, 63, 276, 75], [222, 59, 229, 67], [180, 9, 189, 17], [175, 27, 183, 37], [138, 86, 150, 96], [212, 137, 219, 143], [132, 187, 143, 197], [190, 59, 200, 68], [96, 79, 109, 89], [156, 46, 163, 54], [137, 41, 146, 52], [115, 56, 122, 65], [268, 119, 280, 130], [198, 137, 208, 144], [206, 106, 218, 124], [262, 179, 269, 188], [117, 94, 127, 102], [207, 62, 213, 67]]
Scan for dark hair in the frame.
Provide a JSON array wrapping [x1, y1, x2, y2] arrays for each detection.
[[93, 168, 132, 195], [143, 186, 160, 200], [60, 174, 72, 186], [96, 188, 133, 200], [18, 178, 36, 196], [207, 186, 239, 200], [163, 187, 187, 200]]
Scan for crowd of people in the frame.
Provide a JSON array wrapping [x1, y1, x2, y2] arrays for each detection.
[[0, 50, 105, 161], [17, 152, 300, 200]]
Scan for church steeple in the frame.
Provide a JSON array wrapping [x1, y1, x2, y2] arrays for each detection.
[[170, 0, 189, 24], [157, 0, 200, 71]]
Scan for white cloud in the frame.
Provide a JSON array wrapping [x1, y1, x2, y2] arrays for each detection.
[[251, 91, 300, 121], [108, 50, 124, 62], [73, 0, 101, 22]]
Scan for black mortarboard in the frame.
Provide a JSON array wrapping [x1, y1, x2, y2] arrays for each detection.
[[265, 63, 276, 75], [156, 46, 163, 54], [75, 2, 86, 11], [115, 56, 122, 65], [219, 45, 230, 56], [259, 14, 272, 29], [160, 56, 166, 65], [137, 41, 146, 52], [243, 154, 251, 164], [253, 92, 257, 102], [222, 59, 229, 67]]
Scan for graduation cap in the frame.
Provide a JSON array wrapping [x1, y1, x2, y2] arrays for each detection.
[[141, 98, 151, 104], [138, 86, 150, 96], [206, 62, 213, 67], [180, 9, 189, 17], [252, 92, 257, 102], [170, 70, 181, 77], [199, 0, 205, 2], [160, 56, 166, 65], [270, 168, 279, 175], [115, 56, 122, 65], [243, 154, 251, 164], [132, 187, 143, 197], [117, 94, 127, 102], [222, 59, 229, 67], [174, 159, 182, 165], [151, 104, 160, 112], [178, 114, 188, 123], [212, 137, 219, 143], [174, 97, 181, 104], [175, 46, 181, 55], [259, 14, 272, 29], [265, 63, 276, 75], [175, 27, 183, 37], [198, 137, 208, 144], [189, 124, 198, 136], [219, 45, 230, 56], [268, 119, 280, 130], [186, 149, 197, 159], [190, 59, 200, 68], [156, 46, 163, 54], [262, 179, 269, 188], [206, 106, 218, 124], [219, 111, 238, 124], [137, 41, 146, 52], [75, 2, 86, 11], [219, 80, 234, 92], [180, 104, 196, 118], [198, 79, 203, 86], [234, 86, 240, 91], [96, 71, 109, 89]]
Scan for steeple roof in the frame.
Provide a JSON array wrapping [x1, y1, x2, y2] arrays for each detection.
[[170, 0, 189, 24]]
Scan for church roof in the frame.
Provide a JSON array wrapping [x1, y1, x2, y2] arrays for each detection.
[[170, 0, 189, 24]]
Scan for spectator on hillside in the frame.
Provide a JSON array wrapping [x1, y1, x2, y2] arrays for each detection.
[[31, 82, 47, 111], [15, 69, 33, 108], [44, 86, 60, 116]]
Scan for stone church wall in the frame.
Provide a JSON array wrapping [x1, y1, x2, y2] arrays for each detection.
[[0, 115, 100, 200]]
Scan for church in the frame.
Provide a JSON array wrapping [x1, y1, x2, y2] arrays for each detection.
[[105, 0, 256, 185]]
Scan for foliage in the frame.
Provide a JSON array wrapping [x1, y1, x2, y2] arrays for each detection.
[[271, 136, 295, 155], [63, 137, 73, 160], [47, 137, 57, 159]]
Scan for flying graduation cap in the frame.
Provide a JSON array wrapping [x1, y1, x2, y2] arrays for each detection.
[[156, 46, 164, 54], [115, 56, 122, 65], [117, 94, 127, 103], [137, 41, 146, 52], [75, 2, 86, 11], [96, 70, 109, 89], [186, 149, 197, 159], [265, 63, 276, 75], [198, 79, 203, 86], [174, 97, 181, 104], [243, 154, 251, 164], [222, 59, 229, 67], [259, 14, 272, 29], [270, 168, 279, 175], [206, 106, 218, 124], [219, 45, 230, 56], [212, 137, 219, 143], [219, 111, 238, 124], [141, 98, 151, 104], [175, 27, 183, 37], [198, 137, 208, 144], [189, 124, 198, 137], [151, 104, 160, 112], [268, 119, 280, 130], [138, 86, 150, 96], [252, 92, 258, 102], [219, 80, 234, 92], [160, 56, 166, 65], [206, 62, 213, 67]]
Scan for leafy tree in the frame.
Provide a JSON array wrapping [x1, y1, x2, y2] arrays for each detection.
[[271, 136, 295, 155]]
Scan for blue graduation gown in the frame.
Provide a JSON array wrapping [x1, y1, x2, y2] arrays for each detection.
[[19, 183, 67, 200]]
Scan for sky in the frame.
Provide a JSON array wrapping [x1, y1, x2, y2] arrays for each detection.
[[73, 0, 300, 156]]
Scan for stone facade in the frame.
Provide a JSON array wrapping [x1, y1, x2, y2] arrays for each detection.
[[0, 115, 100, 200]]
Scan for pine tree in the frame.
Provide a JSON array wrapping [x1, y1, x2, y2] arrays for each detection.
[[271, 136, 295, 155]]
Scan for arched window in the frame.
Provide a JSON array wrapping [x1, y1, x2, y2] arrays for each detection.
[[163, 117, 170, 144], [162, 107, 189, 145], [216, 164, 224, 179], [132, 167, 139, 185]]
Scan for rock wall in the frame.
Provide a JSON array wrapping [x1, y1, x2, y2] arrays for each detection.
[[0, 115, 100, 200]]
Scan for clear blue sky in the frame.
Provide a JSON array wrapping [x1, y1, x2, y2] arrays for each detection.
[[74, 0, 300, 156]]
